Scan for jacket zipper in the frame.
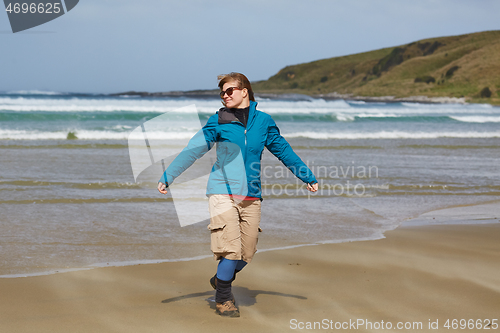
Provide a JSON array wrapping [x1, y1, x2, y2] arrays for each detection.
[[232, 121, 247, 156], [244, 111, 247, 147]]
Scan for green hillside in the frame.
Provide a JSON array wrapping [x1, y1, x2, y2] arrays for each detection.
[[253, 30, 500, 104]]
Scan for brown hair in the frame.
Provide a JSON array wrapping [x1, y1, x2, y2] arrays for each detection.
[[217, 72, 255, 102]]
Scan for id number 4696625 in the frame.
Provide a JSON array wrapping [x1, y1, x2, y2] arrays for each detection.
[[444, 319, 498, 330], [6, 2, 62, 14]]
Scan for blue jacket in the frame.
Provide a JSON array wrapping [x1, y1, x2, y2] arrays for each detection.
[[159, 100, 317, 199]]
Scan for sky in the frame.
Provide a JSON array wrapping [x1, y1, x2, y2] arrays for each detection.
[[1, 0, 499, 94]]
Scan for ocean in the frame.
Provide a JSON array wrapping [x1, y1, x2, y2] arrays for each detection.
[[1, 91, 499, 277]]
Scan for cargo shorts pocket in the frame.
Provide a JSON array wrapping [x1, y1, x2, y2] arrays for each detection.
[[207, 223, 226, 253]]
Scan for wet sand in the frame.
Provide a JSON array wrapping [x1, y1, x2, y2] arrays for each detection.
[[1, 220, 499, 332]]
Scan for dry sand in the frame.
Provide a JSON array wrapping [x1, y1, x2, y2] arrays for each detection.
[[1, 223, 499, 332]]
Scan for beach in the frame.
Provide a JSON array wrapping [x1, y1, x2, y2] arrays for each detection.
[[1, 213, 499, 332]]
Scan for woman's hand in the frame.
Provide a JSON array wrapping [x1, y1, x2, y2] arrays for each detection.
[[307, 182, 318, 192], [157, 182, 168, 194]]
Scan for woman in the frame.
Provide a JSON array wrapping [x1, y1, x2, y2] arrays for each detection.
[[158, 72, 318, 317]]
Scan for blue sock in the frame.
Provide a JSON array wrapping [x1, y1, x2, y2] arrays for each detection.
[[216, 258, 238, 281]]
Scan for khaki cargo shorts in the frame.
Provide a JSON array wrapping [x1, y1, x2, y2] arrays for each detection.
[[207, 194, 262, 263]]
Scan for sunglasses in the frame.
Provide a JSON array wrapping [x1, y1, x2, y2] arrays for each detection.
[[220, 87, 243, 99]]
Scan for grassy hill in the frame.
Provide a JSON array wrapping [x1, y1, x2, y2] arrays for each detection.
[[253, 30, 500, 104]]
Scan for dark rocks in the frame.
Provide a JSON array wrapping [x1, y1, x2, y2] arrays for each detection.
[[445, 66, 459, 78], [372, 47, 406, 75], [109, 91, 151, 97], [480, 87, 492, 98], [414, 76, 436, 84], [67, 131, 77, 140], [423, 42, 444, 56]]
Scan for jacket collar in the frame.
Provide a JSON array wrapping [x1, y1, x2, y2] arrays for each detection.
[[217, 100, 258, 125], [217, 107, 237, 124], [248, 100, 257, 125]]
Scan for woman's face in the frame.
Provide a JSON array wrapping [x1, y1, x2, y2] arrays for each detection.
[[222, 81, 248, 109]]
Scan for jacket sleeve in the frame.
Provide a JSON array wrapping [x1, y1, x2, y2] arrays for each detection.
[[265, 117, 317, 184], [159, 118, 217, 185]]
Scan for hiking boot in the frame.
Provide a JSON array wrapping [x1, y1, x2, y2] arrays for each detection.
[[216, 300, 240, 317]]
